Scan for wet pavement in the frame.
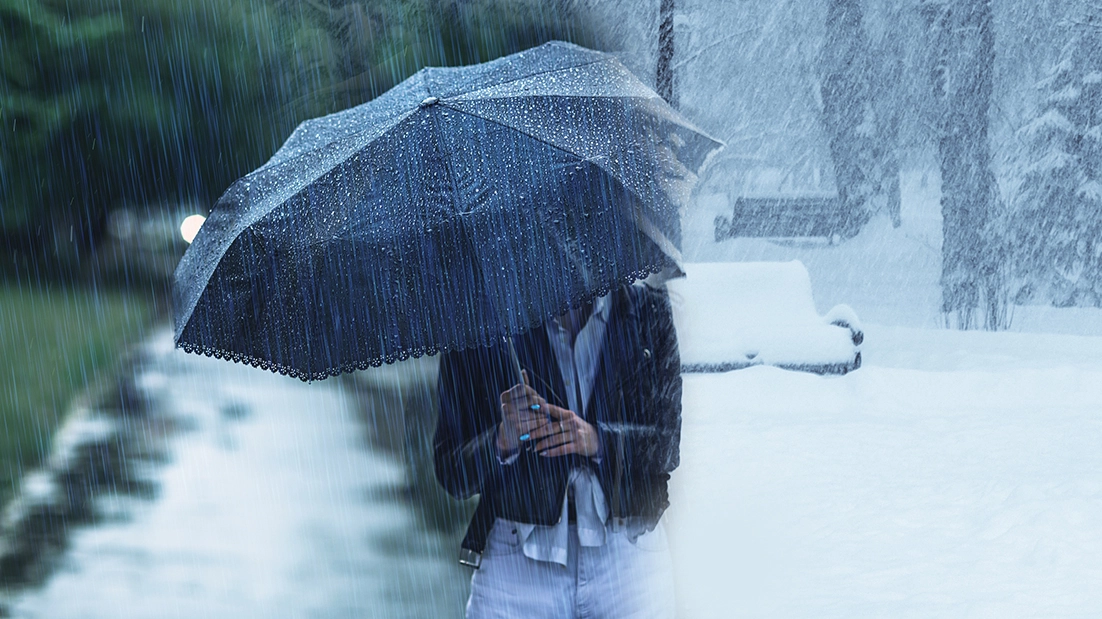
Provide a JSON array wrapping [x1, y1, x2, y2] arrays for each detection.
[[6, 330, 470, 618]]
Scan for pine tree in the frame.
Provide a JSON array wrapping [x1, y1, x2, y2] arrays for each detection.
[[1009, 11, 1102, 307], [0, 0, 303, 268], [1, 0, 588, 276]]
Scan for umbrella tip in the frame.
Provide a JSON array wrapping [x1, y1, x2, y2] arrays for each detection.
[[420, 96, 439, 108]]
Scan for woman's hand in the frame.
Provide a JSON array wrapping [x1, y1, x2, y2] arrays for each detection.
[[497, 371, 550, 455], [497, 371, 600, 458], [526, 402, 601, 458]]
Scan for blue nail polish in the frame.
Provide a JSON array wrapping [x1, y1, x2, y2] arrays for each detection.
[[530, 404, 541, 411], [519, 434, 530, 441]]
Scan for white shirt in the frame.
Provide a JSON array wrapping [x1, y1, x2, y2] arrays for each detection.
[[499, 295, 612, 566]]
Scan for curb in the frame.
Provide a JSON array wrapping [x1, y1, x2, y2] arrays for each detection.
[[0, 339, 177, 610]]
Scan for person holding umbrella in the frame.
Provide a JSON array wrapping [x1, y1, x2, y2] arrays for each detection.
[[435, 279, 682, 618], [172, 40, 719, 618]]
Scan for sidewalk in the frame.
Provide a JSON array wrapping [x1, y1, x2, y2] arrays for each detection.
[[7, 329, 469, 618]]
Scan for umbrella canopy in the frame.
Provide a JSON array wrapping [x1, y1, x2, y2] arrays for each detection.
[[174, 41, 722, 381]]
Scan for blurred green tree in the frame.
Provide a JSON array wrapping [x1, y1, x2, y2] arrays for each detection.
[[288, 0, 591, 114], [1, 0, 589, 277], [1, 0, 302, 272]]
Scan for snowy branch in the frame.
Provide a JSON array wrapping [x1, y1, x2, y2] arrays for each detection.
[[1060, 18, 1102, 30], [673, 27, 761, 71]]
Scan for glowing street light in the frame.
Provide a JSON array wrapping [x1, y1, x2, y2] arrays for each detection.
[[180, 215, 206, 244]]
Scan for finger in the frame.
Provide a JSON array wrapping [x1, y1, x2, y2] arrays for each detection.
[[507, 405, 548, 423], [503, 414, 532, 434], [522, 369, 530, 387], [500, 386, 526, 405], [514, 407, 549, 422], [500, 381, 535, 398], [534, 434, 573, 453], [514, 417, 549, 435], [542, 403, 575, 421], [525, 393, 548, 413], [525, 420, 566, 441], [502, 398, 541, 418], [539, 443, 577, 458], [501, 385, 541, 405]]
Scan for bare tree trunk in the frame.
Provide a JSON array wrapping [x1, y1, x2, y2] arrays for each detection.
[[820, 0, 873, 239], [657, 0, 676, 107], [923, 0, 1006, 329], [874, 27, 904, 229]]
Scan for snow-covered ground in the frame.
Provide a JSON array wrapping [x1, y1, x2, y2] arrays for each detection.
[[667, 327, 1102, 617], [667, 172, 1102, 617]]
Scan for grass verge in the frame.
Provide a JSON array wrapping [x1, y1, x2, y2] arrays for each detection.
[[0, 283, 153, 508]]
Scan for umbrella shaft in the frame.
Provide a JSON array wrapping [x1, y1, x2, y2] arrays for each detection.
[[505, 336, 525, 390], [505, 337, 526, 428]]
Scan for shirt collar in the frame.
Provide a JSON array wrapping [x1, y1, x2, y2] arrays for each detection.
[[552, 294, 611, 331]]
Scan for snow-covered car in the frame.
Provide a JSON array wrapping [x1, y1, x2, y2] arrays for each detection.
[[666, 261, 862, 374]]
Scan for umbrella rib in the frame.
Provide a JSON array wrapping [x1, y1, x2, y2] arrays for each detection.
[[247, 108, 418, 182], [238, 112, 425, 238], [440, 102, 684, 269], [441, 99, 601, 157], [441, 94, 715, 155], [452, 93, 720, 146], [253, 70, 430, 175], [438, 98, 661, 198], [443, 56, 605, 100], [269, 56, 605, 162]]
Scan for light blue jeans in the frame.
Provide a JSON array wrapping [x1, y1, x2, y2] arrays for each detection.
[[466, 519, 676, 619]]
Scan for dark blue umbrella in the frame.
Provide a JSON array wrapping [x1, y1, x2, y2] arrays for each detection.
[[173, 41, 721, 381]]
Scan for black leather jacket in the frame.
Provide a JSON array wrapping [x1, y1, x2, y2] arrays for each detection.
[[434, 283, 682, 528]]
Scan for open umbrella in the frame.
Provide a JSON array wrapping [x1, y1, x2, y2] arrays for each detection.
[[173, 41, 721, 381]]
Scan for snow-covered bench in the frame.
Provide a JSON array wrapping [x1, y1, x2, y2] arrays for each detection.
[[666, 262, 862, 374], [714, 195, 863, 242]]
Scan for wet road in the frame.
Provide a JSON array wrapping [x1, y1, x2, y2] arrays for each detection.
[[10, 331, 469, 618]]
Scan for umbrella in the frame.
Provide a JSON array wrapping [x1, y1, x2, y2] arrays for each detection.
[[173, 41, 722, 381]]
